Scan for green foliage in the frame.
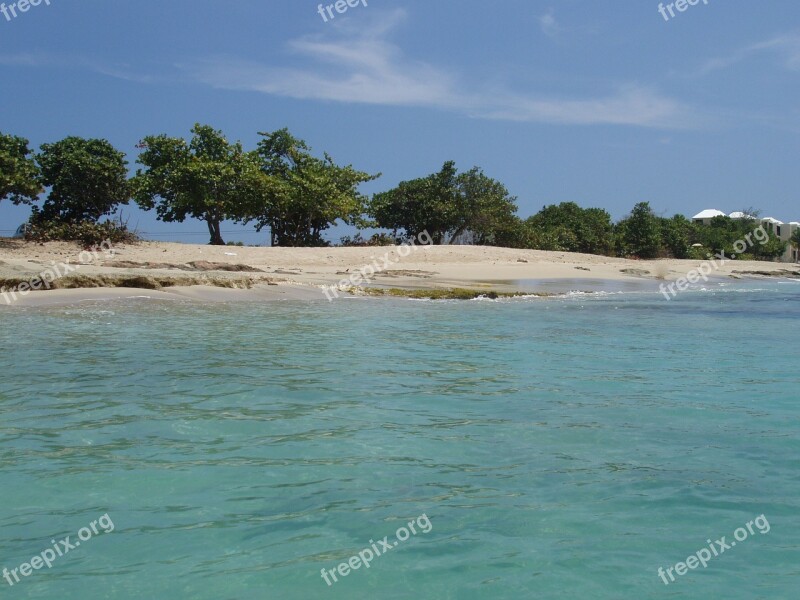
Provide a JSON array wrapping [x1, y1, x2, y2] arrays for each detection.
[[36, 137, 129, 224], [451, 167, 520, 245], [752, 230, 786, 260], [694, 215, 744, 256], [483, 215, 535, 249], [687, 245, 708, 260], [659, 214, 696, 259], [244, 128, 378, 247], [526, 202, 615, 254], [692, 216, 786, 260], [616, 202, 663, 258], [0, 132, 41, 205], [339, 233, 397, 247], [370, 161, 457, 244], [369, 161, 518, 245], [24, 217, 139, 247], [133, 124, 268, 245]]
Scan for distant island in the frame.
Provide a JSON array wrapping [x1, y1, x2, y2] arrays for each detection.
[[2, 124, 799, 304]]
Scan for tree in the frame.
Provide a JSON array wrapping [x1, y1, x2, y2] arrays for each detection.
[[0, 132, 41, 206], [695, 215, 742, 256], [750, 229, 786, 260], [449, 167, 519, 245], [370, 161, 458, 244], [133, 124, 267, 245], [247, 129, 378, 246], [526, 202, 615, 255], [659, 214, 695, 259], [369, 162, 518, 245], [617, 202, 662, 258], [35, 137, 129, 224]]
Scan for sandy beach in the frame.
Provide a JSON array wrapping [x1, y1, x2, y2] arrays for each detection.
[[1, 239, 798, 306]]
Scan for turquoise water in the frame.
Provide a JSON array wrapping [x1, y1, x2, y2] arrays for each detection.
[[1, 283, 799, 599]]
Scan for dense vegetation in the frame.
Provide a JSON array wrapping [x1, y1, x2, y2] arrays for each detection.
[[0, 127, 793, 261]]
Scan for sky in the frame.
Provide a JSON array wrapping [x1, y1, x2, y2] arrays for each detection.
[[1, 0, 799, 244]]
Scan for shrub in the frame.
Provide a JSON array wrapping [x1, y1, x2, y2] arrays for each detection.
[[25, 217, 139, 247], [339, 233, 398, 247]]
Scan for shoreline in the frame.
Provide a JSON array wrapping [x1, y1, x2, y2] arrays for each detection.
[[1, 240, 798, 307], [2, 278, 797, 308]]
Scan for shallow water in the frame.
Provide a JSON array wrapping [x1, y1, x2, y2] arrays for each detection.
[[1, 283, 798, 599]]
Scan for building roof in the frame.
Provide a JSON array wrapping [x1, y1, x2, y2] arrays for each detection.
[[761, 217, 784, 224], [692, 209, 727, 220], [729, 211, 756, 219]]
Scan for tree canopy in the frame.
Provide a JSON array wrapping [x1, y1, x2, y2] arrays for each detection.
[[525, 202, 615, 255], [246, 128, 378, 247], [35, 136, 129, 224], [368, 161, 518, 245], [0, 132, 41, 206], [615, 202, 663, 259], [133, 124, 268, 245]]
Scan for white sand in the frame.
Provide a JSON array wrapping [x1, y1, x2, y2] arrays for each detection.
[[1, 239, 797, 306]]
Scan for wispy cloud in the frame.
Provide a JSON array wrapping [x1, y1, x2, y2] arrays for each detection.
[[478, 85, 689, 127], [539, 9, 562, 38], [0, 52, 154, 83], [698, 31, 800, 74], [182, 9, 695, 129]]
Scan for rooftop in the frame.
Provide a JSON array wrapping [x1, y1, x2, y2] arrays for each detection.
[[692, 209, 727, 220]]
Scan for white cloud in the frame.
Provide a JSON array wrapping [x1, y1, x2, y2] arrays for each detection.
[[0, 52, 154, 83], [539, 9, 562, 38], [478, 85, 689, 128], [698, 31, 800, 74], [182, 9, 694, 129]]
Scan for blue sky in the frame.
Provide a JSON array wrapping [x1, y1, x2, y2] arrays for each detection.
[[1, 0, 799, 244]]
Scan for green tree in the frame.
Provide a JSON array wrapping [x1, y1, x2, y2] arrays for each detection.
[[35, 137, 129, 224], [449, 167, 520, 245], [369, 161, 458, 244], [527, 202, 614, 255], [0, 132, 41, 206], [369, 162, 519, 245], [751, 229, 787, 260], [617, 202, 662, 258], [248, 128, 378, 247], [133, 124, 267, 245], [659, 214, 696, 259], [487, 215, 534, 249], [695, 215, 741, 256]]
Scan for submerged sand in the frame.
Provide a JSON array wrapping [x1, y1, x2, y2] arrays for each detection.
[[0, 239, 798, 306]]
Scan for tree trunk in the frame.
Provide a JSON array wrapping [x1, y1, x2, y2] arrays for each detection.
[[206, 216, 225, 245]]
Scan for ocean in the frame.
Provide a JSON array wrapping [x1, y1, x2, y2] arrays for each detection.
[[1, 282, 798, 599]]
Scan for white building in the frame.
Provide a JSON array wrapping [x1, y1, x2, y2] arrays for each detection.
[[774, 220, 799, 262], [758, 217, 797, 262]]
